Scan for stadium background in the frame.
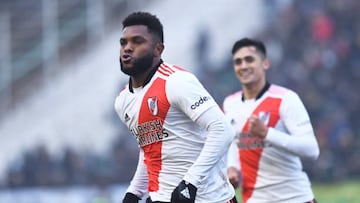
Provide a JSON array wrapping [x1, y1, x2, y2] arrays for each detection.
[[0, 0, 359, 202]]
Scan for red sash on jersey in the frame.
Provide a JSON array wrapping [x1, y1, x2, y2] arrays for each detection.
[[240, 97, 281, 202], [139, 78, 170, 192]]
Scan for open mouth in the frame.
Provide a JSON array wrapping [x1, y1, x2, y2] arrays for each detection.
[[121, 54, 132, 63]]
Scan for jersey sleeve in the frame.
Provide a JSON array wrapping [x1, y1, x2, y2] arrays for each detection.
[[265, 91, 320, 160], [227, 137, 241, 170], [166, 71, 236, 187], [126, 149, 148, 199], [223, 97, 241, 170], [183, 106, 236, 187], [222, 96, 231, 115], [166, 71, 218, 121]]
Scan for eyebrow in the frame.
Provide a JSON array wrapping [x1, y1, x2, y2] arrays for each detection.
[[233, 55, 255, 63]]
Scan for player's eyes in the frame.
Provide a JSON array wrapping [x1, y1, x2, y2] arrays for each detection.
[[233, 58, 242, 65], [244, 56, 255, 63], [120, 39, 127, 46], [132, 37, 145, 44]]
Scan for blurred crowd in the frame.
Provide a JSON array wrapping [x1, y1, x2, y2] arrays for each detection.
[[2, 0, 360, 189], [3, 134, 138, 188]]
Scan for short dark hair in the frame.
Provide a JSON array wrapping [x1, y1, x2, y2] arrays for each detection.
[[122, 11, 164, 43], [231, 38, 266, 57]]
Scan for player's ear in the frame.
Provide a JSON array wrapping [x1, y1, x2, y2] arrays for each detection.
[[154, 43, 164, 57], [263, 58, 270, 71]]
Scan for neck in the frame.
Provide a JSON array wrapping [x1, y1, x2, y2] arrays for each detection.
[[131, 58, 162, 88], [243, 79, 266, 100], [131, 73, 148, 88]]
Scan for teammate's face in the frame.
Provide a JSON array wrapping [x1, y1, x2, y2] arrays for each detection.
[[119, 25, 157, 77], [232, 46, 269, 87]]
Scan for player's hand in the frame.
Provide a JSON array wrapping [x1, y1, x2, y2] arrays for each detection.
[[171, 180, 197, 203], [122, 192, 140, 203], [248, 114, 268, 138], [145, 196, 152, 203], [228, 166, 240, 188]]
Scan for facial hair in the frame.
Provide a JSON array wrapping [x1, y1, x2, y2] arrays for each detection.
[[120, 52, 154, 77]]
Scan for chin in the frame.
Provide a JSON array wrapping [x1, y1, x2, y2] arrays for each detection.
[[120, 66, 132, 75]]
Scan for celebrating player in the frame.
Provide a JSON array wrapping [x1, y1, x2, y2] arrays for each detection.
[[224, 38, 320, 203], [115, 11, 237, 203]]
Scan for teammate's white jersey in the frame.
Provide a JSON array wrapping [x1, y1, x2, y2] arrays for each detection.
[[115, 61, 235, 202], [224, 83, 319, 203]]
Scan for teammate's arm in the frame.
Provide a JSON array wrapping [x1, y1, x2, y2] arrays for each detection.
[[227, 139, 241, 188], [264, 91, 320, 160], [223, 98, 241, 189]]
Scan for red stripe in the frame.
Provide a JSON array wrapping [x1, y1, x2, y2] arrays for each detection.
[[240, 97, 281, 202], [157, 63, 186, 76], [157, 68, 170, 76], [160, 64, 175, 74], [139, 78, 170, 192]]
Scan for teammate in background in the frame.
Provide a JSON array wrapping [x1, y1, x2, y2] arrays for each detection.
[[115, 11, 237, 203], [223, 38, 320, 203]]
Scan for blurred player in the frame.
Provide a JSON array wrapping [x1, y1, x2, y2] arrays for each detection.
[[115, 11, 237, 203], [223, 38, 319, 203]]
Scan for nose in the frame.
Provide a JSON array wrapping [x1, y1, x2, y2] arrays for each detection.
[[239, 61, 248, 69], [121, 42, 133, 53]]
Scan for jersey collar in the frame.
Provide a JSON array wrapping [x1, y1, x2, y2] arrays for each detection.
[[128, 59, 163, 93], [241, 81, 270, 101]]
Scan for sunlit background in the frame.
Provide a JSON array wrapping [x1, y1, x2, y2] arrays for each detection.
[[0, 0, 359, 202]]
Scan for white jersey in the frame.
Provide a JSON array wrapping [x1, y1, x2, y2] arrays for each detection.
[[224, 84, 319, 203], [115, 61, 235, 202]]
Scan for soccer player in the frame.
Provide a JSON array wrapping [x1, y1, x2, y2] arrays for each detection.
[[115, 11, 237, 203], [224, 38, 320, 203]]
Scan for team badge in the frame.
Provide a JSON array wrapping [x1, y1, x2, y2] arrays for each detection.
[[258, 111, 270, 126], [147, 96, 158, 116]]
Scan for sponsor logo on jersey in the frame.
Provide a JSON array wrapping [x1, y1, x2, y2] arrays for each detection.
[[297, 120, 310, 127], [147, 96, 158, 116], [124, 113, 130, 122], [130, 119, 169, 147], [190, 96, 210, 110], [180, 187, 191, 199], [237, 132, 271, 149]]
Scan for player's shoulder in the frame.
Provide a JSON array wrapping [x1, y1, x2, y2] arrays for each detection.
[[158, 62, 197, 82], [268, 84, 300, 101], [157, 62, 189, 76], [114, 83, 129, 111], [268, 84, 288, 94], [116, 83, 129, 99], [223, 91, 242, 106]]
